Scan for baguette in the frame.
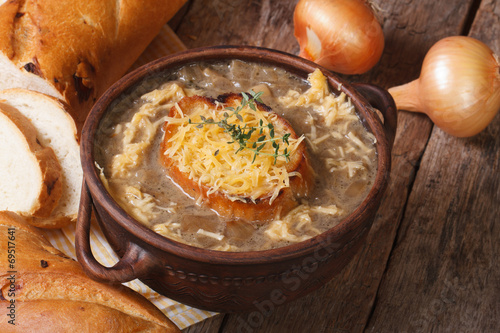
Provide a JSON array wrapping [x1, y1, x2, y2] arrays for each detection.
[[0, 107, 62, 218], [0, 0, 187, 133], [0, 211, 180, 333], [0, 89, 81, 228]]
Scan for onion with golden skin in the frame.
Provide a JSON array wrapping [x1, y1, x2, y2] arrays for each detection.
[[294, 0, 385, 74], [389, 36, 500, 137]]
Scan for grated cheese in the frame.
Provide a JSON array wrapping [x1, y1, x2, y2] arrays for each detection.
[[95, 162, 110, 191], [312, 133, 331, 145], [111, 83, 188, 177], [163, 98, 305, 204], [347, 131, 372, 153], [265, 219, 313, 243], [311, 205, 342, 215], [326, 159, 365, 178], [279, 69, 375, 184], [279, 69, 355, 127], [264, 204, 343, 243], [196, 229, 225, 241], [213, 243, 239, 251], [154, 223, 185, 243], [121, 186, 159, 224]]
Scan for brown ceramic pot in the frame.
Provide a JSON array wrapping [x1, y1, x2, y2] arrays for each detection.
[[76, 46, 397, 313]]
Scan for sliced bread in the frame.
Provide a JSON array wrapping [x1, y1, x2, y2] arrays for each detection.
[[0, 106, 62, 218], [0, 89, 81, 228]]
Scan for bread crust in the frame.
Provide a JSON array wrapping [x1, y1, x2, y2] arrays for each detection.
[[0, 107, 62, 218], [0, 211, 180, 332], [0, 0, 187, 134], [161, 94, 313, 223]]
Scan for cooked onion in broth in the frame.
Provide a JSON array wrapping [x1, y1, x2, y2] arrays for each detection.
[[94, 60, 377, 251]]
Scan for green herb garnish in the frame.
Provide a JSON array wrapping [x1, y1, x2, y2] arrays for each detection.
[[188, 90, 292, 164]]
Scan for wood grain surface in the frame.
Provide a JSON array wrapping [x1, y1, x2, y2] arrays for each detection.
[[170, 0, 500, 332]]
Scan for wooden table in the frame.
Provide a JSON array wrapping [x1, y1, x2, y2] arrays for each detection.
[[168, 1, 500, 331]]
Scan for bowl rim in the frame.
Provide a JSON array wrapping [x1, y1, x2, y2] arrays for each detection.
[[81, 45, 391, 265]]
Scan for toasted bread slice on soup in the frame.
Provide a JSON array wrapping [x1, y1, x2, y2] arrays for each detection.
[[0, 89, 81, 228], [161, 93, 313, 223], [0, 107, 62, 218]]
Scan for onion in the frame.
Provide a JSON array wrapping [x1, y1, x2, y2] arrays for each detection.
[[389, 36, 500, 137], [294, 0, 384, 74]]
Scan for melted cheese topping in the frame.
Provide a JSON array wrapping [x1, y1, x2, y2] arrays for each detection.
[[265, 205, 324, 242], [280, 69, 375, 181], [111, 83, 188, 177], [280, 69, 357, 127], [163, 99, 304, 203]]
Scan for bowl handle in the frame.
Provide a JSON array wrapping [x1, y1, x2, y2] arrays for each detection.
[[352, 83, 398, 150], [75, 180, 156, 283]]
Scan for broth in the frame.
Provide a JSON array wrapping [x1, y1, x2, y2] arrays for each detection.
[[94, 60, 377, 251]]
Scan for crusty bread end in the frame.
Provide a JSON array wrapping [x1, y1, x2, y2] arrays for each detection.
[[0, 211, 180, 333], [0, 0, 188, 133]]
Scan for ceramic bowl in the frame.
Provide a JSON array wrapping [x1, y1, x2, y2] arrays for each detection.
[[75, 46, 397, 312]]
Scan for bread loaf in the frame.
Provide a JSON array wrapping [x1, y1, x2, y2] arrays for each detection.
[[0, 211, 180, 332], [0, 0, 187, 133], [0, 107, 62, 218], [0, 89, 81, 228]]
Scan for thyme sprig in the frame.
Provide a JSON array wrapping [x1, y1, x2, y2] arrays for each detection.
[[188, 90, 292, 164]]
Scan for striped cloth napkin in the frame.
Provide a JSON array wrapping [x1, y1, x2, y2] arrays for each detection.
[[42, 25, 217, 330]]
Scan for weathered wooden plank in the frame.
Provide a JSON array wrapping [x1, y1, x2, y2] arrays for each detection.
[[177, 0, 299, 53], [174, 0, 479, 332], [168, 0, 193, 31], [366, 0, 500, 332]]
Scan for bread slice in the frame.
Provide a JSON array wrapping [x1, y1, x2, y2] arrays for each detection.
[[0, 107, 62, 218], [0, 89, 81, 228], [0, 211, 180, 333], [161, 94, 313, 223], [0, 0, 187, 133]]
